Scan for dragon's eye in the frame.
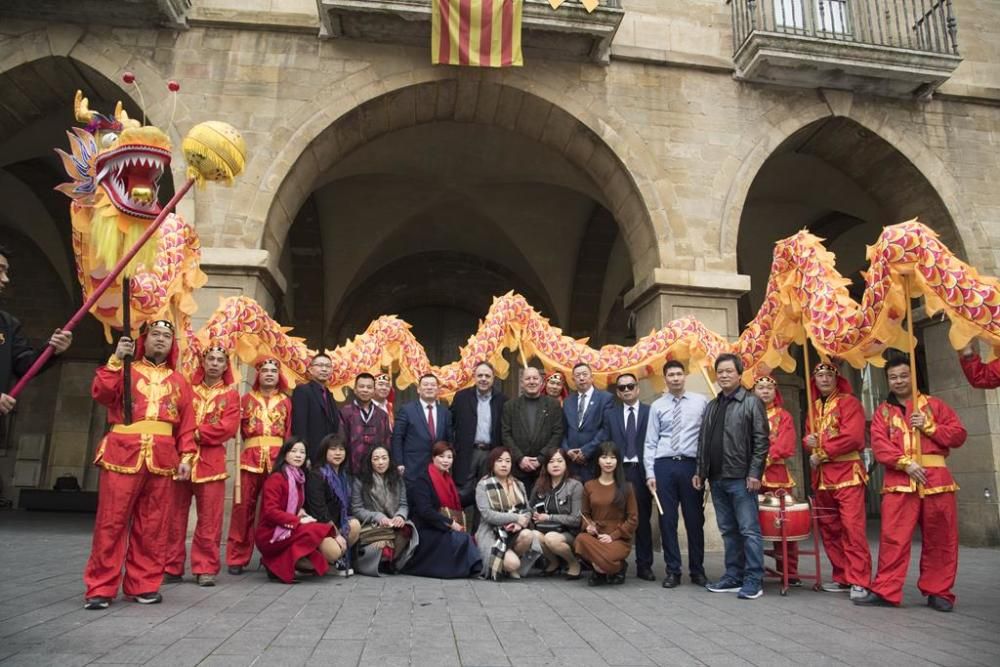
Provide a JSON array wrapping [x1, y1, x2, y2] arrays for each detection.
[[101, 132, 118, 148]]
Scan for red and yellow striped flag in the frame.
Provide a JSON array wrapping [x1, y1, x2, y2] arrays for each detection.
[[431, 0, 524, 68]]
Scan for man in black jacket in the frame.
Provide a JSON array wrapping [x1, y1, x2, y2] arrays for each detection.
[[450, 361, 507, 501], [291, 353, 339, 464], [502, 366, 563, 493], [1, 245, 72, 415], [693, 353, 769, 600]]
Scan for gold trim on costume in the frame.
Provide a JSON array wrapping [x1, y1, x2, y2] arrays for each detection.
[[111, 420, 173, 436]]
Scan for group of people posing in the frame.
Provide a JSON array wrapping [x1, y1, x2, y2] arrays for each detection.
[[72, 317, 982, 613]]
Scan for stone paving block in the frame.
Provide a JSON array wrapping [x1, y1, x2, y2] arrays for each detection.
[[142, 638, 227, 667], [0, 652, 98, 667], [88, 642, 168, 665], [307, 639, 365, 666]]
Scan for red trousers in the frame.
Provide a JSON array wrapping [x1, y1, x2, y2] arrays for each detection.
[[225, 470, 264, 567], [83, 466, 172, 599], [815, 484, 871, 587], [870, 491, 958, 605], [166, 479, 225, 576], [771, 542, 799, 577]]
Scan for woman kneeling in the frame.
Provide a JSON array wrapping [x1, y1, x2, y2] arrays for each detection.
[[255, 439, 343, 583], [351, 446, 417, 576], [476, 447, 542, 581], [574, 442, 637, 586]]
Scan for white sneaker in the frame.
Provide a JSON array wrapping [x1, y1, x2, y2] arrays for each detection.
[[822, 582, 850, 593], [849, 585, 869, 601]]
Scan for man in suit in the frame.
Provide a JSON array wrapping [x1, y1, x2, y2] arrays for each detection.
[[502, 366, 563, 493], [392, 373, 453, 481], [291, 353, 339, 464], [451, 361, 507, 500], [645, 360, 709, 589], [606, 372, 655, 581], [562, 362, 613, 480]]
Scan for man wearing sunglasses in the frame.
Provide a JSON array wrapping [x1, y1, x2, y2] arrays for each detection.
[[606, 373, 654, 581]]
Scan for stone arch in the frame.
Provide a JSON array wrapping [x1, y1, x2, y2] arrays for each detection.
[[719, 101, 980, 271], [248, 73, 670, 284]]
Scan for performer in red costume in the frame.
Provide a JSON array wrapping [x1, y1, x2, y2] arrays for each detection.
[[752, 375, 800, 585], [164, 345, 240, 587], [83, 320, 195, 610], [958, 342, 1000, 388], [225, 357, 292, 574], [803, 362, 871, 600], [855, 355, 966, 611]]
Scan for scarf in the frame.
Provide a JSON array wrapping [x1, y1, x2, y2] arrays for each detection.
[[320, 463, 351, 533], [428, 462, 463, 526], [271, 465, 305, 543], [482, 475, 530, 581]]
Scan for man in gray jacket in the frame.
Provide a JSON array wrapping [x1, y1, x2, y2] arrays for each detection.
[[693, 353, 770, 600]]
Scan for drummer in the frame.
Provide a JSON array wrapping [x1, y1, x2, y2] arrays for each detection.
[[753, 375, 800, 586]]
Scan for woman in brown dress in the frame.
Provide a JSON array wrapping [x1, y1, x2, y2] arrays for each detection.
[[574, 441, 638, 586]]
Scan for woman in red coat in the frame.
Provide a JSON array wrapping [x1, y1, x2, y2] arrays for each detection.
[[254, 439, 341, 583]]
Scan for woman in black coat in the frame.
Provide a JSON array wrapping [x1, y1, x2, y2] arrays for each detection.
[[403, 442, 482, 579]]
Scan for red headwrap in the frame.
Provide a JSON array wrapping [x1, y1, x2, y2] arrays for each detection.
[[252, 356, 290, 393], [191, 345, 235, 387], [375, 372, 396, 406], [811, 362, 853, 397], [752, 374, 784, 408], [544, 370, 568, 400], [134, 320, 179, 369]]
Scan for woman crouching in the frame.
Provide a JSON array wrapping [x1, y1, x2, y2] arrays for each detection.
[[254, 439, 343, 583], [475, 447, 543, 581], [351, 446, 418, 575]]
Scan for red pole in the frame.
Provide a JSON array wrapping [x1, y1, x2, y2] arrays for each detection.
[[8, 177, 195, 398]]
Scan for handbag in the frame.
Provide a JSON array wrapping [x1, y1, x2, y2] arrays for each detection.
[[532, 489, 565, 533]]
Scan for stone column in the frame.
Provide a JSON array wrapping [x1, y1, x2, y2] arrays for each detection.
[[626, 269, 751, 556], [921, 317, 1000, 546]]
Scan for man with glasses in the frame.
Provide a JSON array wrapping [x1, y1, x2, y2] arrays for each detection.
[[292, 353, 339, 464], [645, 360, 709, 588], [606, 373, 654, 581]]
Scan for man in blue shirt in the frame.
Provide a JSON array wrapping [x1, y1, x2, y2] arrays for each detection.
[[644, 360, 708, 589]]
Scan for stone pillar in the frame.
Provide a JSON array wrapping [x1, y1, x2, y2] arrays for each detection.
[[195, 247, 286, 539], [626, 269, 751, 555], [921, 317, 1000, 546]]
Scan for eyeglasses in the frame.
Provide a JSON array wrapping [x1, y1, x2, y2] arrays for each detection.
[[616, 383, 636, 391]]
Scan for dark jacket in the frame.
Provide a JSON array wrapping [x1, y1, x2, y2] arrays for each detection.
[[0, 310, 53, 393], [392, 400, 453, 480], [450, 386, 507, 484], [605, 401, 650, 461], [502, 394, 564, 462], [696, 387, 770, 481], [304, 467, 350, 534], [292, 381, 339, 464]]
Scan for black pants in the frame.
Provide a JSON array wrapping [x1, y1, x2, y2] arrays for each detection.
[[623, 462, 653, 570], [652, 457, 705, 576]]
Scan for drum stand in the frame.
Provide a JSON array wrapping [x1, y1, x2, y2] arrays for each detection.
[[762, 491, 825, 595]]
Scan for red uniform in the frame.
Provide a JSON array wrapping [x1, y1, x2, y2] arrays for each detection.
[[805, 389, 871, 588], [761, 403, 799, 577], [83, 352, 196, 600], [959, 352, 1000, 388], [225, 389, 292, 567], [165, 380, 239, 577], [868, 395, 966, 605]]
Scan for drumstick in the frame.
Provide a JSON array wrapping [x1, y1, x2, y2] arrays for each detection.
[[652, 489, 664, 515]]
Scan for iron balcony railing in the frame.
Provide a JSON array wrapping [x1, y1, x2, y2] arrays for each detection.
[[731, 0, 959, 56]]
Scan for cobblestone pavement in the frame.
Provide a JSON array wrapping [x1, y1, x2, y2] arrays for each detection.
[[1, 512, 999, 666]]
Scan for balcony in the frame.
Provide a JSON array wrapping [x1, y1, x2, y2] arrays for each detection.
[[730, 0, 961, 98], [317, 0, 624, 64], [0, 0, 191, 29]]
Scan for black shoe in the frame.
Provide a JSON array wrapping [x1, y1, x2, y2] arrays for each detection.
[[661, 572, 681, 589], [163, 573, 183, 584], [610, 571, 626, 585], [587, 572, 607, 587], [853, 592, 893, 607], [132, 592, 162, 605], [690, 573, 708, 587], [227, 565, 244, 575], [636, 567, 655, 581], [787, 578, 802, 587], [84, 597, 111, 610], [927, 595, 954, 612], [565, 571, 582, 581]]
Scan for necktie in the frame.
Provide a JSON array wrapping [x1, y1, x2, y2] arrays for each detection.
[[625, 406, 637, 459], [670, 397, 682, 452], [426, 404, 436, 441], [577, 393, 587, 428]]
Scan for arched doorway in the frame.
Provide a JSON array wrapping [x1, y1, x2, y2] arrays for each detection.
[[269, 81, 649, 389]]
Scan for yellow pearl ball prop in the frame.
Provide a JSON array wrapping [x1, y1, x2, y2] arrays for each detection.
[[182, 121, 247, 185]]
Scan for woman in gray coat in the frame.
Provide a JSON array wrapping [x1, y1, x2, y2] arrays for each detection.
[[529, 449, 583, 579], [475, 447, 543, 581], [350, 446, 418, 576]]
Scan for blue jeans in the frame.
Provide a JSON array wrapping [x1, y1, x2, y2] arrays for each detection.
[[709, 477, 764, 585]]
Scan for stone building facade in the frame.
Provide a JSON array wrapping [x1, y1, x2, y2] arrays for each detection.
[[0, 0, 998, 545]]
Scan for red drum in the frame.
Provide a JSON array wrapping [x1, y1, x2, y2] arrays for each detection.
[[758, 501, 812, 542]]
